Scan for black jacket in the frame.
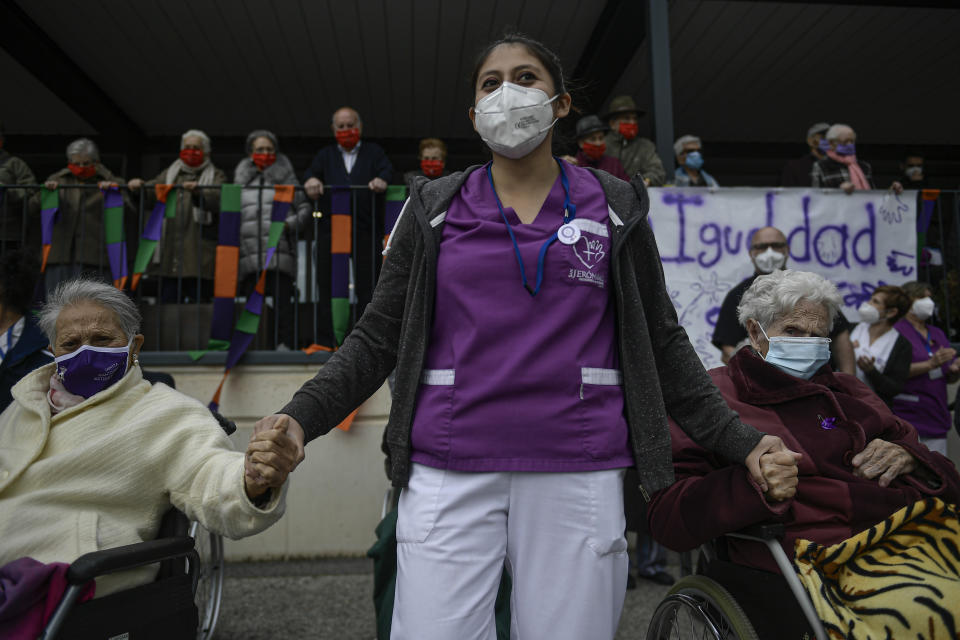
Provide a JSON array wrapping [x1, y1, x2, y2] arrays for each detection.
[[303, 142, 393, 230], [280, 168, 763, 496], [0, 316, 52, 413]]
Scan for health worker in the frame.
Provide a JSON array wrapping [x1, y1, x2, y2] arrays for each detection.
[[252, 34, 788, 640]]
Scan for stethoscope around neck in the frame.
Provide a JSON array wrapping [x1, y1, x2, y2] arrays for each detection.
[[486, 157, 577, 297]]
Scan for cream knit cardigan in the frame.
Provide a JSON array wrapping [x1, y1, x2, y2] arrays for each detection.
[[0, 362, 286, 596]]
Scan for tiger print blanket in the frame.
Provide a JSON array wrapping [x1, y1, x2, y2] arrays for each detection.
[[794, 498, 960, 639]]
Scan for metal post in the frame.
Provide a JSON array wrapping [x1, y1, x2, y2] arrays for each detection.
[[647, 0, 675, 177]]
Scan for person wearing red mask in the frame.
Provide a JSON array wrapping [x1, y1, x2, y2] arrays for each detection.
[[302, 107, 394, 347], [125, 129, 225, 303], [39, 138, 129, 293], [403, 138, 449, 185], [602, 95, 665, 186], [569, 115, 628, 181], [234, 130, 312, 350]]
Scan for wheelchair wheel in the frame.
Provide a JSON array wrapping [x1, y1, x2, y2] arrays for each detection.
[[189, 521, 225, 640], [646, 575, 758, 640]]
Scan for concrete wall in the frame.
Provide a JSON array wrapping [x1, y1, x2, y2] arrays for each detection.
[[158, 364, 391, 560], [157, 364, 960, 561]]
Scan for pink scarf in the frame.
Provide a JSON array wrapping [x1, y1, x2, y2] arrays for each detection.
[[826, 150, 870, 190], [47, 373, 84, 414]]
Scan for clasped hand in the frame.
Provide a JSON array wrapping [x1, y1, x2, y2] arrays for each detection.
[[243, 415, 304, 499]]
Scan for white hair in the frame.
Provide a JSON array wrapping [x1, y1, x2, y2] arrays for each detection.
[[825, 124, 854, 142], [181, 129, 211, 154], [331, 107, 362, 126], [66, 138, 99, 163], [39, 277, 142, 345], [737, 269, 842, 332], [674, 135, 701, 158]]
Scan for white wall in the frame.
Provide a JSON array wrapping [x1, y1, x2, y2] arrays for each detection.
[[159, 364, 391, 560], [158, 364, 960, 560]]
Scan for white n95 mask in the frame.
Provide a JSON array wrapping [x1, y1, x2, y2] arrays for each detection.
[[857, 302, 880, 325], [911, 297, 935, 321], [753, 248, 786, 274], [474, 82, 558, 159]]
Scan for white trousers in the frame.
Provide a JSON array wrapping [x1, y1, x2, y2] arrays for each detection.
[[391, 464, 628, 640], [920, 436, 948, 456]]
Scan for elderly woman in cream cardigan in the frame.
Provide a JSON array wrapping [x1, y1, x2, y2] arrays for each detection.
[[0, 278, 300, 597]]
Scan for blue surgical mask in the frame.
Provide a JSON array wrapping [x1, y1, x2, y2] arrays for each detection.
[[817, 139, 831, 153], [759, 323, 831, 380], [684, 151, 704, 170], [834, 143, 856, 156]]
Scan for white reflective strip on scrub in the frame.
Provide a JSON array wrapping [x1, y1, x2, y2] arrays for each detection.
[[571, 218, 609, 238], [893, 393, 920, 403], [429, 211, 447, 228], [421, 369, 455, 385], [581, 368, 623, 385], [382, 198, 412, 255], [607, 206, 624, 227]]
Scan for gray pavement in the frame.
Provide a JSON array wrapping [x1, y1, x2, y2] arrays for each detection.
[[214, 556, 677, 639]]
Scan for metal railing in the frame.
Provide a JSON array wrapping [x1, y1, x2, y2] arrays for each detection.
[[3, 184, 959, 358], [0, 182, 394, 361]]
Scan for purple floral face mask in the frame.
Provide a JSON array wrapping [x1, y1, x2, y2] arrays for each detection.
[[54, 340, 132, 398]]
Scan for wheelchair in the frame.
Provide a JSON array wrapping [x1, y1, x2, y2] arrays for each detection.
[[645, 524, 827, 640], [39, 370, 230, 640]]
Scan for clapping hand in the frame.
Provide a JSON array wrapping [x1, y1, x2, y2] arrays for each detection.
[[851, 439, 917, 487], [857, 354, 876, 373], [931, 347, 956, 368], [244, 415, 303, 499]]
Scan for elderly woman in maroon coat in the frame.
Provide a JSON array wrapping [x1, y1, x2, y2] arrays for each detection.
[[649, 269, 960, 637]]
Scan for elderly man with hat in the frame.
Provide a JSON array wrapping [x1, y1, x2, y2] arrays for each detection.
[[602, 95, 665, 186], [780, 122, 831, 187], [569, 115, 628, 181]]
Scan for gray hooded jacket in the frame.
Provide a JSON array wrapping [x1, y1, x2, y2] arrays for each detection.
[[280, 167, 762, 497], [233, 154, 311, 280]]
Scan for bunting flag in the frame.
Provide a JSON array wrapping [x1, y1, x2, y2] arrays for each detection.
[[382, 185, 407, 251], [40, 187, 59, 273], [130, 184, 178, 291], [102, 187, 128, 289], [916, 189, 940, 259], [330, 188, 353, 347], [208, 184, 243, 351], [208, 185, 294, 411]]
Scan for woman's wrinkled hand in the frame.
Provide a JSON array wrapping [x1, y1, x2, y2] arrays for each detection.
[[745, 434, 802, 492], [851, 439, 917, 487], [760, 450, 800, 502]]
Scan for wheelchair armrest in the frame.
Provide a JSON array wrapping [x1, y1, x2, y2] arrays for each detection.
[[67, 536, 197, 584], [726, 522, 784, 542]]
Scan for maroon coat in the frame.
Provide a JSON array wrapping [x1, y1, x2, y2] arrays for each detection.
[[574, 150, 629, 182], [648, 348, 960, 574]]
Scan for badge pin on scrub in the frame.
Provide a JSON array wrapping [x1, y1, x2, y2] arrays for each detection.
[[558, 220, 580, 245]]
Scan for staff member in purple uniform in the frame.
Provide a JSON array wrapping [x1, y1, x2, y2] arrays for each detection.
[[891, 281, 960, 455], [252, 34, 788, 640]]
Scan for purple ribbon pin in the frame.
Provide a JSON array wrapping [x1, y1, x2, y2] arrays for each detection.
[[818, 415, 837, 430]]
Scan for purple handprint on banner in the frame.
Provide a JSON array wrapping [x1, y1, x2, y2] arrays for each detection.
[[886, 250, 915, 276]]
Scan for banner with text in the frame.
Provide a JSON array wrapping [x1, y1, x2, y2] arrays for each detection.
[[649, 188, 918, 369]]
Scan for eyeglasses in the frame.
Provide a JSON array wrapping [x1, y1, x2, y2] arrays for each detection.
[[752, 242, 787, 251]]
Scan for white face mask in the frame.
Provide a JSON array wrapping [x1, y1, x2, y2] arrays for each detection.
[[753, 248, 786, 274], [474, 82, 558, 159], [857, 302, 881, 325], [911, 297, 935, 321]]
